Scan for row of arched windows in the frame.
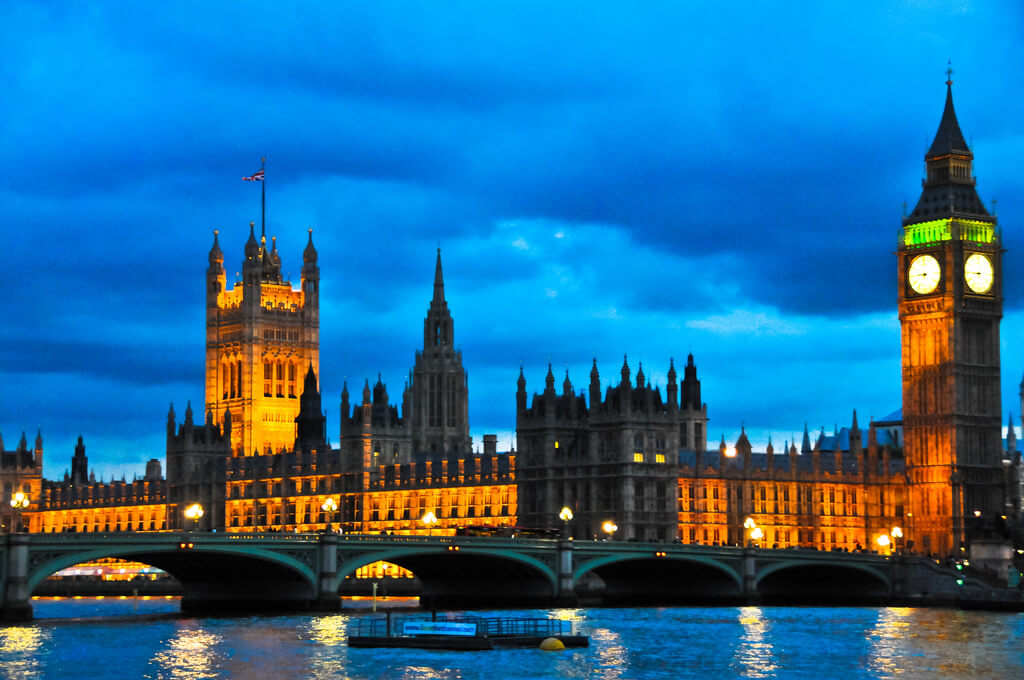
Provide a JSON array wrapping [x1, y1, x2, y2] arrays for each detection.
[[220, 359, 302, 400]]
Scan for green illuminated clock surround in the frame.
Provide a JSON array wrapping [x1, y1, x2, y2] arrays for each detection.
[[908, 254, 941, 295], [964, 252, 994, 294]]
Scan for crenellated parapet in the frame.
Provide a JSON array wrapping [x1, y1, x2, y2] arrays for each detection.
[[516, 355, 701, 542], [165, 402, 231, 531]]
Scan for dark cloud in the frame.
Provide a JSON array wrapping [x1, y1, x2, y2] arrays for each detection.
[[2, 2, 1022, 475]]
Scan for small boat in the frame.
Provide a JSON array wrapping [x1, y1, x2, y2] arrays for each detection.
[[347, 615, 589, 650]]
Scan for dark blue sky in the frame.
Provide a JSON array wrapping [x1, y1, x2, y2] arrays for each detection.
[[2, 2, 1023, 479]]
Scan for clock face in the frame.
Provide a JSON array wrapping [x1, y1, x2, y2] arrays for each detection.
[[908, 254, 941, 295], [964, 253, 994, 294]]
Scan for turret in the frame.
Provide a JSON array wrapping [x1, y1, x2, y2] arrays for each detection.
[[680, 353, 701, 410], [295, 365, 327, 453], [544, 364, 556, 395], [167, 403, 176, 439], [71, 435, 88, 485], [340, 381, 350, 422], [562, 370, 572, 396], [516, 367, 527, 412], [666, 358, 678, 411], [207, 229, 226, 305], [736, 426, 751, 467], [301, 228, 319, 314], [800, 423, 812, 454], [1007, 412, 1017, 455], [589, 359, 601, 409]]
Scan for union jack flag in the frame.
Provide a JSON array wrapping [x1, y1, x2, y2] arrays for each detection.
[[242, 169, 265, 181]]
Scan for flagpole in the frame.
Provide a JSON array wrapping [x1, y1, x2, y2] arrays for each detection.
[[260, 157, 266, 238]]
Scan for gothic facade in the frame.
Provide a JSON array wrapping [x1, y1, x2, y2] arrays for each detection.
[[205, 224, 320, 457], [898, 77, 1006, 555], [1, 431, 43, 533], [516, 355, 706, 542], [17, 80, 1020, 561]]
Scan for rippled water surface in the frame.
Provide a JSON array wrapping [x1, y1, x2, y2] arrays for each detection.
[[1, 599, 1022, 679]]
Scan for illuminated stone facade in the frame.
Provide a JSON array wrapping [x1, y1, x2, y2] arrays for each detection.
[[205, 225, 320, 457], [678, 419, 906, 551], [898, 79, 1005, 556], [30, 436, 166, 534], [1, 431, 43, 533], [20, 83, 1019, 559]]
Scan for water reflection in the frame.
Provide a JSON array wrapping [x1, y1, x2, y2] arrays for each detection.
[[308, 614, 350, 646], [732, 606, 777, 678], [0, 626, 50, 680], [591, 627, 627, 679], [303, 614, 350, 680], [866, 607, 913, 678], [149, 624, 223, 679]]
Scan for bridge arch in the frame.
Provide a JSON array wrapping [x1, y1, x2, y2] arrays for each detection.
[[336, 545, 559, 608], [755, 559, 891, 603], [28, 544, 317, 594], [574, 553, 744, 604], [26, 542, 320, 614]]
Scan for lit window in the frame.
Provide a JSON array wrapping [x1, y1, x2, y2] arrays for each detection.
[[655, 454, 666, 463], [633, 452, 644, 463]]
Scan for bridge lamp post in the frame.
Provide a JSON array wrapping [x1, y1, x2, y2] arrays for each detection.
[[559, 506, 573, 539], [876, 534, 891, 555], [9, 491, 29, 533], [421, 511, 438, 536], [321, 497, 338, 533], [890, 526, 903, 554], [743, 517, 760, 547], [602, 520, 617, 541], [184, 503, 204, 532], [749, 527, 763, 547]]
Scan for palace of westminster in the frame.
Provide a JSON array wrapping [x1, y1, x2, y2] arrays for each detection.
[[3, 81, 1022, 560]]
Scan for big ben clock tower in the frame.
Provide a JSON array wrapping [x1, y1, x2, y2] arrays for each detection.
[[899, 72, 1004, 556]]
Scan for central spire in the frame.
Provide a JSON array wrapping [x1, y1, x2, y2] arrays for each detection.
[[432, 247, 445, 304], [423, 248, 454, 350]]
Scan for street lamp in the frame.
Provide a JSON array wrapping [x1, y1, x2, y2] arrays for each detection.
[[422, 510, 438, 536], [602, 520, 617, 540], [184, 503, 204, 532], [9, 491, 29, 533], [743, 517, 761, 547], [890, 526, 903, 553], [876, 534, 891, 555], [321, 497, 338, 533], [559, 506, 573, 539]]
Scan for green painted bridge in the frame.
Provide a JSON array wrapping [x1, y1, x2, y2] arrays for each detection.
[[0, 532, 982, 622]]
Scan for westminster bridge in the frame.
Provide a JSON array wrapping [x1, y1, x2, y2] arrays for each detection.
[[0, 532, 999, 622]]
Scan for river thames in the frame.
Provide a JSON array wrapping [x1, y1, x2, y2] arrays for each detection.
[[1, 598, 1022, 679]]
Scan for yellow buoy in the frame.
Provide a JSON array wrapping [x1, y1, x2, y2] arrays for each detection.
[[539, 637, 566, 651]]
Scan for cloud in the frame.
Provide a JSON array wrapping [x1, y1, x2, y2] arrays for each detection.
[[2, 2, 1023, 477]]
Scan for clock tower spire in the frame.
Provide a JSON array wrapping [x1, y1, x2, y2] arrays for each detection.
[[898, 73, 1003, 556]]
